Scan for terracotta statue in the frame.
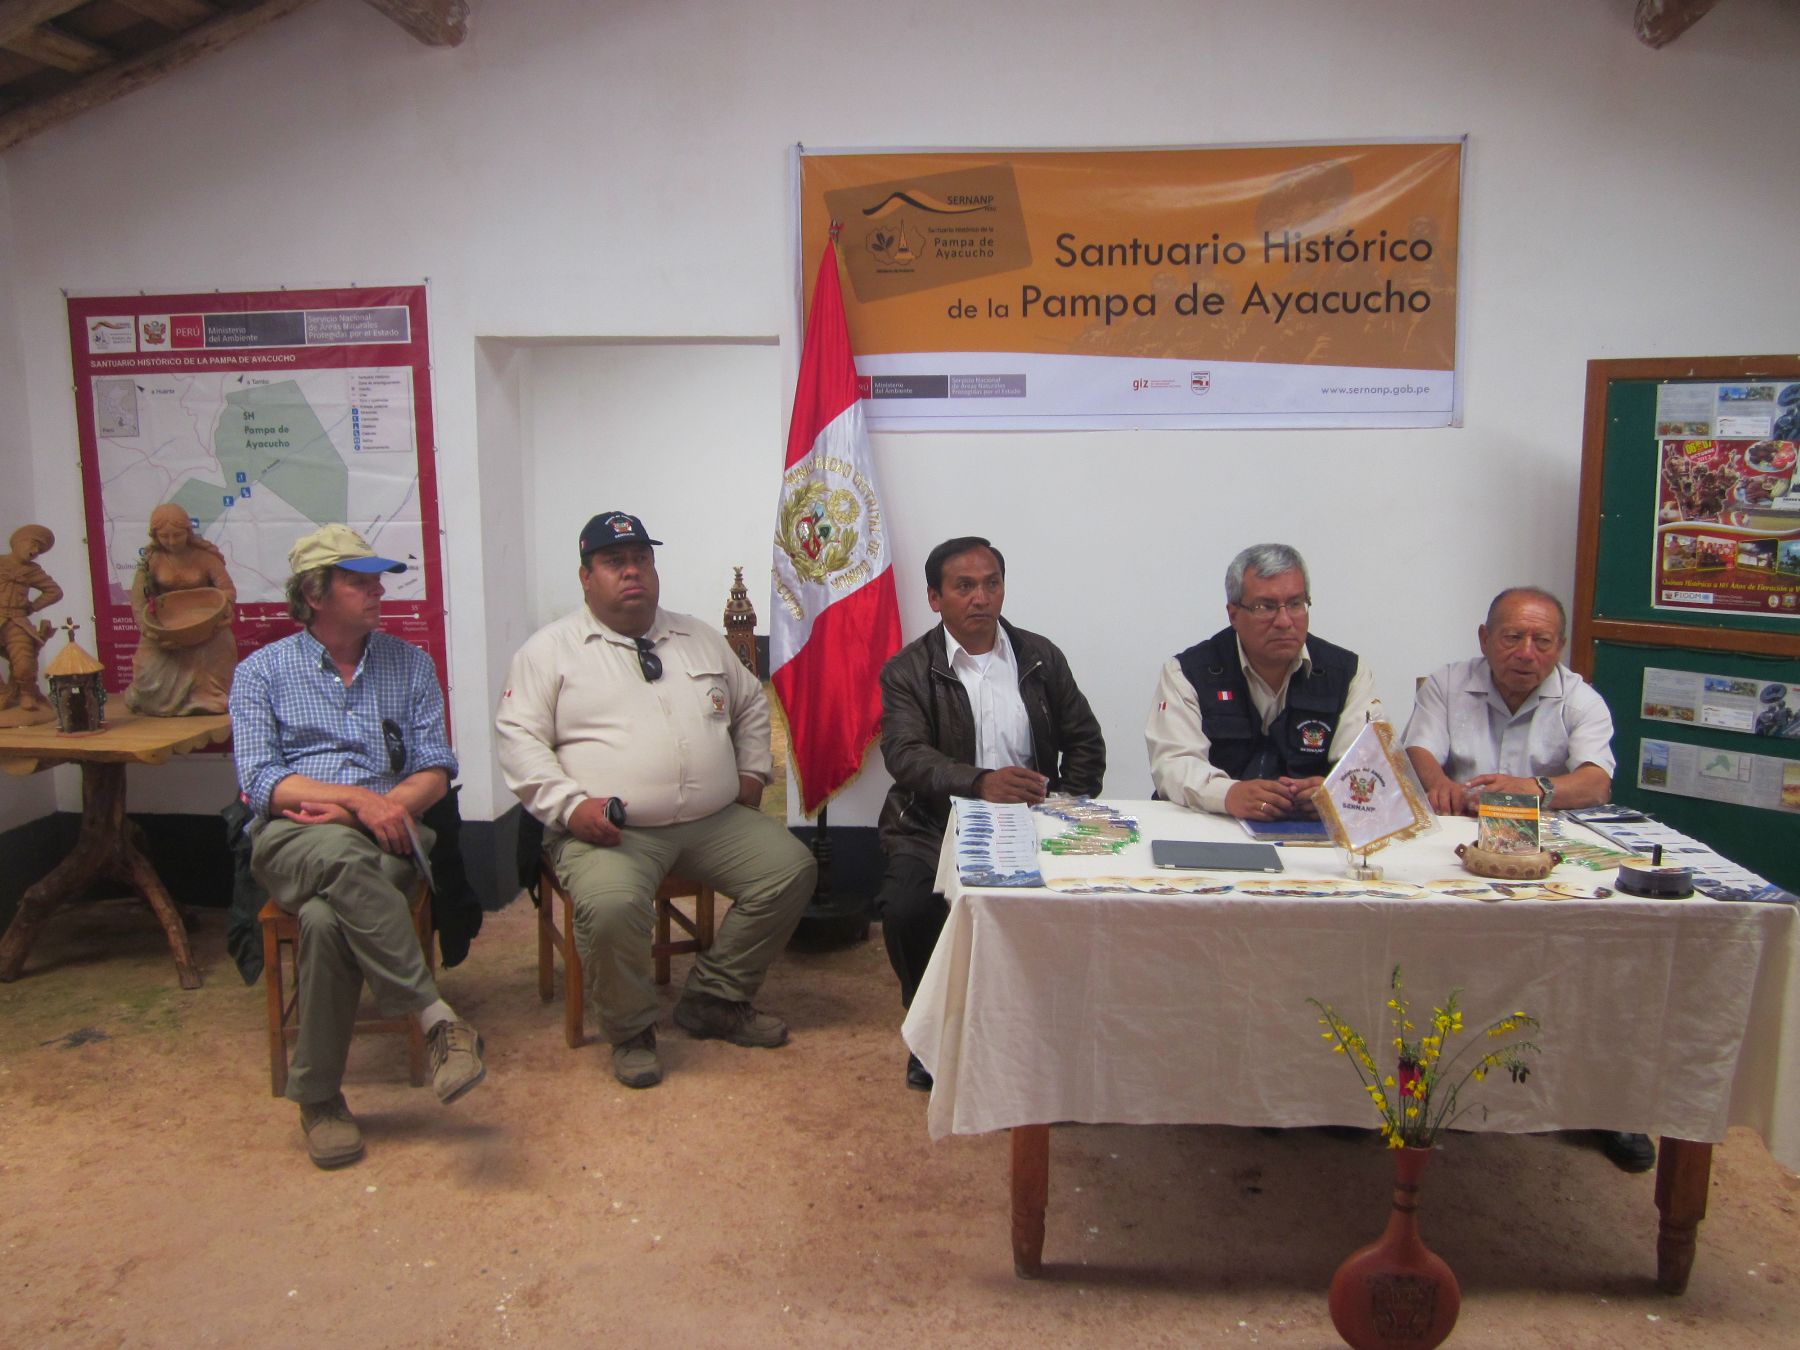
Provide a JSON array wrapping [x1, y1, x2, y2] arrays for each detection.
[[1, 524, 62, 724], [125, 505, 239, 716]]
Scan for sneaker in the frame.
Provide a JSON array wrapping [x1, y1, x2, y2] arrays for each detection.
[[299, 1093, 364, 1169], [611, 1026, 663, 1089], [1597, 1130, 1657, 1173], [673, 991, 789, 1047], [426, 1018, 486, 1104]]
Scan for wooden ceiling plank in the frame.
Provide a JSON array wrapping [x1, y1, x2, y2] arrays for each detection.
[[0, 0, 320, 152], [362, 0, 466, 48], [1635, 0, 1727, 49], [4, 23, 109, 73], [0, 0, 90, 48], [113, 0, 217, 29]]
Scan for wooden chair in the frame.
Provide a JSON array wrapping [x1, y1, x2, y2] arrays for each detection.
[[259, 883, 434, 1097], [536, 860, 716, 1048]]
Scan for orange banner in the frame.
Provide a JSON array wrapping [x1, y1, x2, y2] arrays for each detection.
[[799, 143, 1463, 430]]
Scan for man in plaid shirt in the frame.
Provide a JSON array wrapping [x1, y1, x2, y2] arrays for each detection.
[[231, 524, 485, 1169]]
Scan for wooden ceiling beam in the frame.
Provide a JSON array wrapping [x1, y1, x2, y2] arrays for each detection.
[[0, 0, 88, 48], [362, 0, 466, 47], [1635, 0, 1726, 48], [4, 23, 108, 73], [0, 0, 319, 152], [113, 0, 218, 29]]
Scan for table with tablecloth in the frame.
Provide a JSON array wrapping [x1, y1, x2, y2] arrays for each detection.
[[900, 799, 1800, 1285]]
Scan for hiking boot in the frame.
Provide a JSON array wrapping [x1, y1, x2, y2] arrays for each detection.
[[427, 1018, 486, 1104], [673, 991, 789, 1047], [611, 1026, 662, 1089], [300, 1093, 364, 1169]]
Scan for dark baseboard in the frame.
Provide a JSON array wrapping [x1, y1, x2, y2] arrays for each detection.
[[0, 812, 79, 932], [789, 823, 883, 909]]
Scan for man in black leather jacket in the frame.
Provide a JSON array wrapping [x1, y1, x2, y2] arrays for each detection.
[[875, 536, 1105, 1089]]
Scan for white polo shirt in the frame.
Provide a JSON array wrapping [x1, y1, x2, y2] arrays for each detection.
[[1403, 657, 1616, 783]]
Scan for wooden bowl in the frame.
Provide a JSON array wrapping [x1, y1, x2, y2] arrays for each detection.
[[142, 586, 230, 647], [1456, 842, 1561, 880]]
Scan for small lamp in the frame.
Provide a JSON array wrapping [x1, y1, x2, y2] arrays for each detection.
[[46, 619, 107, 734]]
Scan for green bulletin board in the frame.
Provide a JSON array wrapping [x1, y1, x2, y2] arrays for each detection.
[[1589, 640, 1797, 890], [1574, 357, 1800, 893]]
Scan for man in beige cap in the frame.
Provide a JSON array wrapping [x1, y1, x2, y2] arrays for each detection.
[[229, 523, 485, 1168]]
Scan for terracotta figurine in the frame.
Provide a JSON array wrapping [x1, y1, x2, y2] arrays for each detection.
[[0, 524, 62, 723], [125, 504, 239, 716]]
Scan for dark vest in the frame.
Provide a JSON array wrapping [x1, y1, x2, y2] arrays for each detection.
[[1175, 628, 1358, 780]]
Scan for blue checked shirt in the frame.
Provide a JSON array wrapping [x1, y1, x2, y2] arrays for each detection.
[[230, 628, 459, 818]]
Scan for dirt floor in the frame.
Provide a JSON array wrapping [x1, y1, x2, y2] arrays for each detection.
[[3, 894, 1799, 1349]]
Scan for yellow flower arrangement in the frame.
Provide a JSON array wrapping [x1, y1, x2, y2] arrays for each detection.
[[1309, 966, 1540, 1149]]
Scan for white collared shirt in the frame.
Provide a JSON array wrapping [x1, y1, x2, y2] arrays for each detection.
[[945, 624, 1035, 771], [1402, 657, 1616, 783]]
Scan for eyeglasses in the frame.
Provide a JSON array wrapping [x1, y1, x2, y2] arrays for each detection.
[[1234, 598, 1311, 621], [633, 636, 663, 683], [380, 718, 406, 773]]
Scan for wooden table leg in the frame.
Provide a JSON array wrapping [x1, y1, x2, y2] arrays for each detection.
[[1012, 1123, 1050, 1278], [1654, 1137, 1712, 1295], [0, 761, 201, 989]]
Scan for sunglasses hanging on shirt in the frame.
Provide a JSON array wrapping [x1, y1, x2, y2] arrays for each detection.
[[381, 718, 406, 774], [633, 636, 663, 683]]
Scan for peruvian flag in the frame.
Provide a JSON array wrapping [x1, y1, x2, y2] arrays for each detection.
[[770, 237, 901, 815]]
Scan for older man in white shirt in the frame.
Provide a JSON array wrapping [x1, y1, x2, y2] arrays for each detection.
[[1403, 586, 1615, 818]]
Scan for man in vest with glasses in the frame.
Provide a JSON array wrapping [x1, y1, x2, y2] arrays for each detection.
[[231, 524, 484, 1170], [1148, 542, 1380, 821], [496, 512, 814, 1090]]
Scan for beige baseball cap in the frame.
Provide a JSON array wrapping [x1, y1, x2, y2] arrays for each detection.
[[288, 524, 406, 575]]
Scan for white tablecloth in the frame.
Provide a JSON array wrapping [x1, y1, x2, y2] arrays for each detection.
[[900, 801, 1800, 1171]]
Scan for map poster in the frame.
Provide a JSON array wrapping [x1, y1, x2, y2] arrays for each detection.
[[798, 141, 1462, 430], [1650, 380, 1800, 620], [65, 285, 449, 724]]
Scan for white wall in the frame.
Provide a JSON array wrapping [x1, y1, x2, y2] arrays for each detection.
[[3, 0, 1797, 826], [522, 341, 782, 629], [0, 162, 56, 830]]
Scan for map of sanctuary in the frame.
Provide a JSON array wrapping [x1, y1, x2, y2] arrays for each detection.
[[91, 368, 427, 606]]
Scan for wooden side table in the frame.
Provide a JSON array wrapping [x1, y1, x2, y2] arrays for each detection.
[[0, 712, 232, 989]]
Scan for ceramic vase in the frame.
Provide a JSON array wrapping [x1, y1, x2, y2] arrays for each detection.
[[1327, 1146, 1461, 1349]]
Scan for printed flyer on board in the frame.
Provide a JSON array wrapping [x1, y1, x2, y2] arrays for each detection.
[[1652, 381, 1800, 619], [1638, 737, 1800, 814], [1641, 667, 1800, 738]]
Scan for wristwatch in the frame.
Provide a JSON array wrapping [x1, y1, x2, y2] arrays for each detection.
[[1533, 775, 1555, 805]]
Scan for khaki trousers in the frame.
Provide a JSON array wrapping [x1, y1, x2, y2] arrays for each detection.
[[550, 804, 815, 1044], [251, 819, 438, 1105]]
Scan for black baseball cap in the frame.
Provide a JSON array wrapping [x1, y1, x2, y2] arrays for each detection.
[[579, 511, 663, 560]]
